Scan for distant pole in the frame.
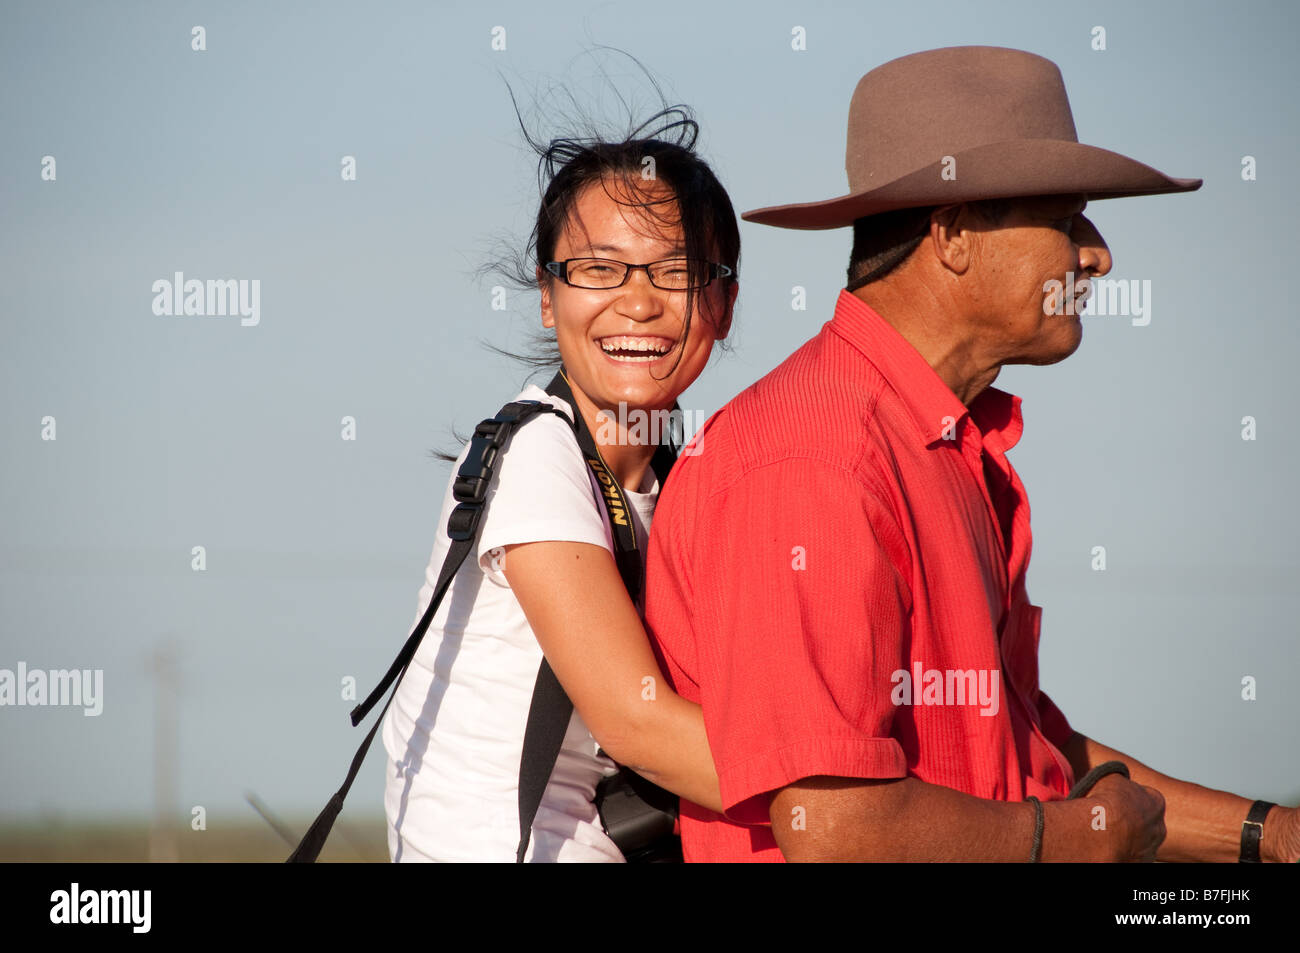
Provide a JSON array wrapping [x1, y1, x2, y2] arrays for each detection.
[[245, 791, 299, 848], [149, 642, 179, 862]]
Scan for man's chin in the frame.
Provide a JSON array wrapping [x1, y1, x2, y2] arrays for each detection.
[[1012, 337, 1083, 367], [1037, 321, 1084, 364]]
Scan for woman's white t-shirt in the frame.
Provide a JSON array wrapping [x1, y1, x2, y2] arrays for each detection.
[[381, 384, 658, 862]]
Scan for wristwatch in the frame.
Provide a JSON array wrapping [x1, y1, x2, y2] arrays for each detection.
[[1239, 800, 1275, 863]]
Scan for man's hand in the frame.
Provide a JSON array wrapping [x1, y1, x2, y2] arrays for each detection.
[[1087, 773, 1167, 862], [1062, 732, 1296, 862]]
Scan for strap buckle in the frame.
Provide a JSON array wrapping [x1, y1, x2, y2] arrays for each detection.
[[1240, 799, 1276, 863], [448, 401, 543, 541]]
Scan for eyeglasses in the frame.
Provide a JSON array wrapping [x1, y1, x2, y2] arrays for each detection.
[[544, 257, 734, 291]]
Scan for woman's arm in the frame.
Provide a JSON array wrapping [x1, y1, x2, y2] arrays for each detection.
[[501, 539, 723, 814]]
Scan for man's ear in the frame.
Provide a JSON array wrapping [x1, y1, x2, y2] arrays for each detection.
[[928, 204, 973, 276], [538, 267, 555, 329]]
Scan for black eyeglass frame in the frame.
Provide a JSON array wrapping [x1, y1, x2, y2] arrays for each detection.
[[544, 258, 735, 291]]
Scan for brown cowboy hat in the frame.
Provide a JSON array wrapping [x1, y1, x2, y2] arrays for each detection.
[[742, 45, 1201, 229]]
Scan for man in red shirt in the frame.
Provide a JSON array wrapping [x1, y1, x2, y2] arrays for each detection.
[[645, 46, 1300, 862]]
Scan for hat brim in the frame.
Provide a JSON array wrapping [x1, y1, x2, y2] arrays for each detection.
[[740, 139, 1202, 229]]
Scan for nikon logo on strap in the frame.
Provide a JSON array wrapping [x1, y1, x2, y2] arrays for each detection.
[[587, 458, 630, 527]]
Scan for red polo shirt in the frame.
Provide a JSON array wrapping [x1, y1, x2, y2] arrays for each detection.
[[645, 289, 1078, 862]]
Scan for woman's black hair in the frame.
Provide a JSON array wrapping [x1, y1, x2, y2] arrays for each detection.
[[432, 53, 740, 462]]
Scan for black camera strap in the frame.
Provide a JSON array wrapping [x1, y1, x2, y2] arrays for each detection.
[[287, 397, 570, 863], [288, 369, 681, 864], [514, 369, 679, 862]]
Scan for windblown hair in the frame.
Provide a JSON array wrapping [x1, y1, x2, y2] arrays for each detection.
[[434, 52, 740, 462]]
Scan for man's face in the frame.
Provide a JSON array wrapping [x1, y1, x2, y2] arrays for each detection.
[[968, 193, 1112, 366]]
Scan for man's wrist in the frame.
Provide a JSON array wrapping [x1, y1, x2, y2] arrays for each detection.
[[1240, 800, 1275, 862], [1039, 798, 1113, 862], [1256, 803, 1290, 863]]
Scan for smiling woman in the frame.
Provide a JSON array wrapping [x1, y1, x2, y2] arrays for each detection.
[[374, 92, 740, 862], [538, 172, 735, 486]]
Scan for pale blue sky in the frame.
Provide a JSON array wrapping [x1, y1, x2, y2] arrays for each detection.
[[2, 0, 1296, 826]]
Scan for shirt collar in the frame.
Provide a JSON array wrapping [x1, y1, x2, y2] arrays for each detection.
[[829, 289, 1024, 453]]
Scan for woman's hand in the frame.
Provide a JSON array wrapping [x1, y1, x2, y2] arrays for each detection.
[[502, 539, 723, 814]]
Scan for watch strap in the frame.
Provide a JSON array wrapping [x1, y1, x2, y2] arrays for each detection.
[[1239, 799, 1276, 863]]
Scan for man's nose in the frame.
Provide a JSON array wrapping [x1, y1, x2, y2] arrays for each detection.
[[1072, 213, 1112, 278]]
